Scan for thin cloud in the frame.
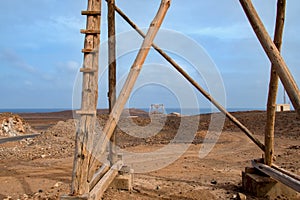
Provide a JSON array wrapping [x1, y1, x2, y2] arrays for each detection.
[[0, 49, 37, 74], [189, 23, 254, 40], [56, 60, 80, 73]]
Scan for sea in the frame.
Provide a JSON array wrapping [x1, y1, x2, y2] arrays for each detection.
[[0, 107, 266, 115]]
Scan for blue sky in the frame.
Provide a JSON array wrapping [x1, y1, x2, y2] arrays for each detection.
[[0, 0, 299, 110]]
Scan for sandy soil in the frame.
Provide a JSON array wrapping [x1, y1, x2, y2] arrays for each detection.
[[0, 110, 299, 200]]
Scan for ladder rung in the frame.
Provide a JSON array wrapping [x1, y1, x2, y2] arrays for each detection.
[[76, 110, 97, 115], [81, 49, 98, 53], [80, 29, 100, 34], [81, 11, 101, 15], [80, 68, 97, 73]]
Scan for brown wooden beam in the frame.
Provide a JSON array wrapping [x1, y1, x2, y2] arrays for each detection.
[[89, 165, 110, 191], [107, 0, 118, 166], [89, 161, 123, 200], [265, 0, 286, 166], [81, 10, 101, 16], [80, 29, 101, 34], [239, 0, 300, 116]]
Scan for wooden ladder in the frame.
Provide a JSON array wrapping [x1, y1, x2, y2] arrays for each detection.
[[62, 0, 104, 199]]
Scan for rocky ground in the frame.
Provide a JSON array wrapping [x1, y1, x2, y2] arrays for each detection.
[[0, 113, 33, 137], [0, 110, 299, 199]]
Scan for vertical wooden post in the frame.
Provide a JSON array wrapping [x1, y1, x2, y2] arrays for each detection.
[[71, 0, 101, 196], [265, 0, 286, 166], [88, 0, 171, 176], [239, 0, 300, 117], [107, 0, 118, 165]]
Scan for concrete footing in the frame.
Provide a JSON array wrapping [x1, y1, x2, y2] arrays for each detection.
[[242, 167, 298, 199], [110, 166, 133, 191]]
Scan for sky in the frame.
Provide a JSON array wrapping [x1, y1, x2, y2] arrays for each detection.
[[0, 0, 299, 110]]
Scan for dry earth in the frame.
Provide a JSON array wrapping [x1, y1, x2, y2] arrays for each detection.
[[0, 110, 299, 200]]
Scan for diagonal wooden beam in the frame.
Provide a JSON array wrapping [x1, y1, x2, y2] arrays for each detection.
[[108, 1, 265, 151], [88, 0, 171, 180], [265, 0, 286, 166], [89, 165, 110, 191], [239, 0, 300, 116], [89, 161, 123, 199]]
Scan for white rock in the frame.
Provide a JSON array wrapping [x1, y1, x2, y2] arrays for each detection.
[[54, 182, 63, 187]]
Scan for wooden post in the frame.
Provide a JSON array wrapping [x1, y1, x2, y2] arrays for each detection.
[[107, 0, 118, 166], [71, 0, 101, 196], [88, 0, 171, 176], [239, 0, 300, 116], [265, 0, 286, 166], [109, 2, 265, 151]]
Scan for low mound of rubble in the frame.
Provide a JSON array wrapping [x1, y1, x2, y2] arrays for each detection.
[[0, 113, 33, 137]]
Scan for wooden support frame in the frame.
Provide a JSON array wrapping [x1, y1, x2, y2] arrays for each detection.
[[88, 0, 171, 177], [239, 0, 300, 116], [108, 1, 265, 151], [265, 0, 286, 166], [66, 0, 300, 198]]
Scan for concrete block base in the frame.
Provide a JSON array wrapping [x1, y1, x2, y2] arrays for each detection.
[[110, 166, 133, 191], [242, 167, 298, 199]]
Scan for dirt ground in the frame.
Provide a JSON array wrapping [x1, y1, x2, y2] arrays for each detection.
[[0, 110, 299, 200]]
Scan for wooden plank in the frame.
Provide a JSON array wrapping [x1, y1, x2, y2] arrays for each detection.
[[80, 29, 101, 34], [88, 0, 171, 177], [89, 165, 110, 191], [107, 0, 118, 166], [239, 0, 300, 116], [60, 194, 88, 200], [80, 68, 98, 73], [81, 49, 98, 53], [265, 0, 286, 166], [76, 110, 97, 115], [81, 11, 101, 16], [89, 161, 123, 200], [111, 1, 265, 151], [252, 161, 300, 192], [71, 0, 101, 196]]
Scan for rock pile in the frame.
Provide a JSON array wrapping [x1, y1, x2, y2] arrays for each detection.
[[0, 113, 33, 137]]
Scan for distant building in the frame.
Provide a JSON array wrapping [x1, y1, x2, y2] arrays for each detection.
[[276, 104, 290, 112], [149, 104, 165, 115]]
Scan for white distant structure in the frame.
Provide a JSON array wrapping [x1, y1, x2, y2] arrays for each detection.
[[276, 104, 290, 112], [149, 104, 165, 115], [276, 90, 291, 112], [169, 112, 181, 117]]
